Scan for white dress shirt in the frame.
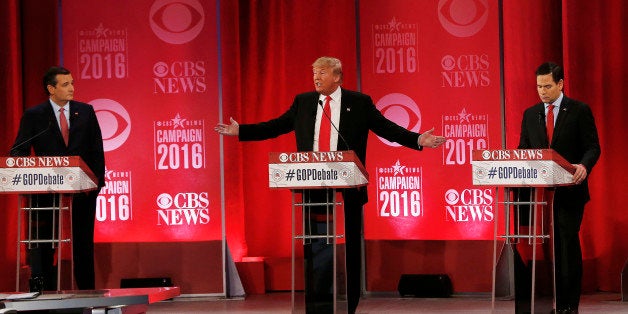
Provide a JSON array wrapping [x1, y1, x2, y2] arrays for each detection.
[[314, 87, 342, 151]]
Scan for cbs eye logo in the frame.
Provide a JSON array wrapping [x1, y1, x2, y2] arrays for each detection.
[[91, 99, 131, 152], [156, 193, 173, 209], [279, 153, 289, 163], [150, 0, 205, 44], [438, 0, 489, 38], [375, 93, 422, 147], [444, 189, 460, 205]]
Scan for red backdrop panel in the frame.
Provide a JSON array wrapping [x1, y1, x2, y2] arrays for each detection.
[[62, 0, 222, 242], [360, 0, 502, 240]]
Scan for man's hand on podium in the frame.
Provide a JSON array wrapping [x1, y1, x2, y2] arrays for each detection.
[[215, 117, 239, 136], [572, 163, 587, 185]]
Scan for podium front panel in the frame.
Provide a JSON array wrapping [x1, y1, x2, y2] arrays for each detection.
[[0, 156, 98, 193], [269, 151, 368, 190], [471, 149, 575, 187]]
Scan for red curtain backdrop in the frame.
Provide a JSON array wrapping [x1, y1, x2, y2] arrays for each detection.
[[0, 0, 23, 290], [0, 0, 59, 291], [560, 0, 627, 292], [503, 0, 628, 292], [1, 0, 626, 293], [220, 0, 359, 259]]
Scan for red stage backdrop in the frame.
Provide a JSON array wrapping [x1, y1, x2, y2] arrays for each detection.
[[360, 0, 502, 240], [62, 0, 221, 242]]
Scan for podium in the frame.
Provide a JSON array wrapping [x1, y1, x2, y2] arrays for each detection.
[[471, 149, 576, 313], [0, 156, 98, 292], [269, 151, 368, 314]]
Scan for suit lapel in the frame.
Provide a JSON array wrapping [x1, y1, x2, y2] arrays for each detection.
[[67, 102, 78, 147], [552, 97, 571, 145], [69, 102, 79, 133], [532, 103, 550, 148], [43, 102, 66, 146], [304, 93, 319, 150], [338, 89, 354, 147]]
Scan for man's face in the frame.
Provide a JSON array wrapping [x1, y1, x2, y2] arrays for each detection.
[[313, 66, 340, 96], [48, 74, 74, 105], [536, 73, 563, 104]]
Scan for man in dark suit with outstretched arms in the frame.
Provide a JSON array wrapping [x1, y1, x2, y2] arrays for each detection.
[[215, 56, 445, 313], [10, 66, 105, 291], [518, 62, 600, 314]]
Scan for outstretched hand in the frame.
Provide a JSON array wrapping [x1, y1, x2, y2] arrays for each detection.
[[214, 117, 239, 136], [418, 127, 446, 148]]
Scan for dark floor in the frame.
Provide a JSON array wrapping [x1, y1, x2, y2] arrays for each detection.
[[147, 292, 626, 313]]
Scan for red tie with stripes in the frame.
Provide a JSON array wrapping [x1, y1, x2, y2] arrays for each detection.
[[60, 107, 69, 146], [319, 96, 332, 151]]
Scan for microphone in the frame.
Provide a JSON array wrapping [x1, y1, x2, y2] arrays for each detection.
[[10, 120, 52, 156], [318, 100, 351, 152], [538, 111, 545, 126]]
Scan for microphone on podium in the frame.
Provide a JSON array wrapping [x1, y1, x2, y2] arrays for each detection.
[[10, 120, 53, 156]]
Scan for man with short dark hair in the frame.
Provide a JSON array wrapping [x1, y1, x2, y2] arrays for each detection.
[[11, 66, 105, 291], [518, 62, 601, 313]]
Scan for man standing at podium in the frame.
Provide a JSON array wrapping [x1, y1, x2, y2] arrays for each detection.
[[10, 66, 105, 291], [518, 62, 600, 313], [215, 56, 445, 313]]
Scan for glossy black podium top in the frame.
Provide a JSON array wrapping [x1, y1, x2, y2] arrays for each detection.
[[0, 286, 179, 312]]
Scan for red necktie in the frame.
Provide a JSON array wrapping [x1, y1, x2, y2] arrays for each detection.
[[59, 107, 69, 146], [319, 96, 332, 151], [546, 104, 554, 145]]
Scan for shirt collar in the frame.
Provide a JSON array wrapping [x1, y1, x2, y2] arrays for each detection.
[[49, 99, 69, 112], [319, 86, 342, 103], [546, 92, 563, 110]]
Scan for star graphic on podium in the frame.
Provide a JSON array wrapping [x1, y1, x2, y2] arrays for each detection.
[[171, 113, 187, 129], [391, 160, 406, 176]]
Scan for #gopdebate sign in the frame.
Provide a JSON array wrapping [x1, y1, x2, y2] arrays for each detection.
[[268, 151, 369, 189], [0, 156, 98, 193], [471, 149, 575, 187]]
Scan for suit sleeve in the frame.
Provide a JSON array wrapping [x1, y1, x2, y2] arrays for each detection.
[[365, 95, 421, 150], [86, 105, 106, 187], [518, 110, 531, 149], [238, 97, 298, 141], [10, 113, 35, 156], [10, 109, 47, 157], [577, 105, 601, 173]]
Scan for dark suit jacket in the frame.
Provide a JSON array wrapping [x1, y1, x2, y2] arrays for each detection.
[[518, 95, 600, 203], [239, 88, 422, 203], [11, 100, 106, 188]]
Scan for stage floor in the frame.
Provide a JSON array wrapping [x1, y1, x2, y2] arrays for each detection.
[[147, 292, 626, 313]]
